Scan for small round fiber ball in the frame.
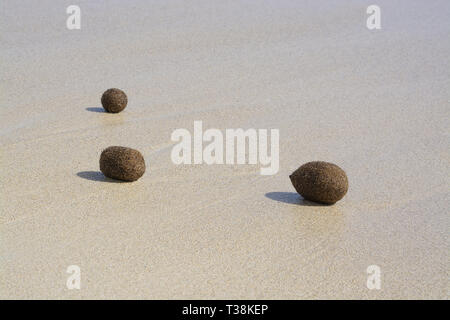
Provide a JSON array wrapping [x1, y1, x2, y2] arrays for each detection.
[[101, 88, 128, 113], [289, 161, 348, 204], [100, 146, 145, 182]]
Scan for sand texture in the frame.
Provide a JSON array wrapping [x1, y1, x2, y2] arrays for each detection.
[[1, 0, 449, 299]]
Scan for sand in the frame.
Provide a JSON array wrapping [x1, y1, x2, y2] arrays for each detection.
[[0, 0, 449, 299]]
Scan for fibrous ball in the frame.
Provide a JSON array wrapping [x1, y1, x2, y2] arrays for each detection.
[[101, 88, 127, 113], [289, 161, 348, 204], [100, 146, 145, 182]]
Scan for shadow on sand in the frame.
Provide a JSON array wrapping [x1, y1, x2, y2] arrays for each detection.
[[85, 107, 105, 113], [265, 192, 329, 207], [77, 171, 126, 183]]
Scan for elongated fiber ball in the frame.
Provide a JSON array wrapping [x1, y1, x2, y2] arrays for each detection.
[[100, 146, 145, 182], [289, 161, 348, 204]]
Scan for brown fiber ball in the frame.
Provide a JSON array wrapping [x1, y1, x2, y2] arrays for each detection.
[[100, 146, 145, 182], [289, 161, 348, 204], [101, 88, 128, 113]]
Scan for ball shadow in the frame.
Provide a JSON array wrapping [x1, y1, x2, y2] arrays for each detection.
[[77, 171, 127, 183], [85, 107, 105, 113], [265, 192, 330, 207]]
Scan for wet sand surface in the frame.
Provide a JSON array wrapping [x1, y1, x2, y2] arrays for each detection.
[[1, 0, 449, 298]]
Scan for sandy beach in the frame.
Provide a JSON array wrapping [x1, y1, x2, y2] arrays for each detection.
[[1, 0, 449, 299]]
